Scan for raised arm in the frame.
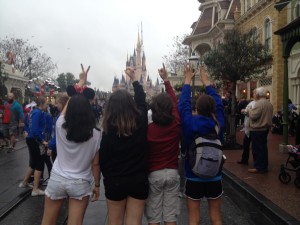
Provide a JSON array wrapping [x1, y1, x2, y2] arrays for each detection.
[[158, 63, 179, 121], [125, 67, 147, 115]]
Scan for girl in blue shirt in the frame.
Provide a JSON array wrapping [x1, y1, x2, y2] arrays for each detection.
[[178, 65, 225, 225]]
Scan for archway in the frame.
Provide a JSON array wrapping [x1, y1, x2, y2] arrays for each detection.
[[274, 17, 300, 144]]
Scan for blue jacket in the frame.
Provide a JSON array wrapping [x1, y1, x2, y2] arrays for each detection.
[[48, 113, 59, 151], [178, 84, 225, 182], [27, 108, 45, 143], [44, 112, 53, 141]]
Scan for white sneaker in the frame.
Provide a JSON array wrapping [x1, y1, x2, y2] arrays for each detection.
[[19, 182, 33, 188], [31, 189, 45, 196]]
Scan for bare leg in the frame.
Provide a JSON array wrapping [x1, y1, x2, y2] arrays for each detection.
[[67, 196, 89, 225], [186, 198, 200, 225], [125, 196, 145, 225], [164, 222, 177, 225], [106, 198, 126, 225], [33, 170, 42, 191], [22, 167, 34, 184], [41, 196, 64, 225], [10, 134, 16, 148], [208, 198, 222, 225]]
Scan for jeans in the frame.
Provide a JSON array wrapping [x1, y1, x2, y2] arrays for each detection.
[[250, 130, 269, 171]]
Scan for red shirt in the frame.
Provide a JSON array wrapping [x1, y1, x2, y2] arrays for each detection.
[[147, 81, 181, 172]]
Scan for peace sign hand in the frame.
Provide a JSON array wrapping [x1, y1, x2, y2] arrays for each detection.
[[77, 64, 90, 88], [158, 63, 168, 82], [125, 67, 137, 81]]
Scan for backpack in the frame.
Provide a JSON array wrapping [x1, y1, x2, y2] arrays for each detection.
[[188, 126, 225, 178], [3, 103, 12, 124]]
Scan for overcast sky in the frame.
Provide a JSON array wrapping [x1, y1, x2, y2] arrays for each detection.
[[0, 0, 200, 91]]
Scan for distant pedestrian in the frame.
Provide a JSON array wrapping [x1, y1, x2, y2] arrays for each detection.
[[2, 92, 24, 152], [237, 99, 256, 165], [41, 94, 101, 225], [47, 94, 69, 162], [145, 64, 181, 225], [243, 87, 273, 174], [19, 96, 48, 196], [100, 67, 148, 225], [178, 65, 225, 225]]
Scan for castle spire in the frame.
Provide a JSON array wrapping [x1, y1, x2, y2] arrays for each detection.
[[141, 21, 143, 46]]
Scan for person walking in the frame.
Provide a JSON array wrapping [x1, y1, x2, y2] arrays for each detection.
[[145, 64, 181, 225], [41, 94, 101, 225], [237, 98, 256, 165], [178, 65, 225, 225], [242, 87, 273, 174], [2, 92, 24, 152], [100, 67, 149, 225], [19, 96, 48, 196]]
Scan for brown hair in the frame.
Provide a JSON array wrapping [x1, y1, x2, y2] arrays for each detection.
[[56, 94, 69, 109], [150, 93, 174, 126], [36, 96, 46, 106], [196, 94, 220, 128], [102, 90, 141, 136]]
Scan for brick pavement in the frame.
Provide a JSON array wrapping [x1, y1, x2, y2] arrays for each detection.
[[223, 130, 300, 222]]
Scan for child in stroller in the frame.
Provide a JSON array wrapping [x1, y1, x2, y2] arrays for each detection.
[[271, 111, 283, 134], [279, 145, 300, 188]]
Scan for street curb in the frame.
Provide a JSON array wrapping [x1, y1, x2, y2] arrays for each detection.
[[223, 169, 300, 225]]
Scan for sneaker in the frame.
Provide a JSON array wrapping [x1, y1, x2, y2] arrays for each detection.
[[19, 182, 33, 188], [31, 189, 45, 196], [7, 146, 14, 153]]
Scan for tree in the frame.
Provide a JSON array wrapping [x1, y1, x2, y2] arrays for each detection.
[[163, 34, 190, 74], [0, 37, 56, 79], [204, 28, 272, 146], [56, 72, 76, 92], [0, 61, 8, 98]]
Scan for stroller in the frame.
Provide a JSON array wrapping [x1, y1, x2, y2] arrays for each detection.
[[271, 111, 283, 134], [278, 145, 300, 188]]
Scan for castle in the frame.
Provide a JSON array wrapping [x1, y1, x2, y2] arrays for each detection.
[[112, 27, 161, 100]]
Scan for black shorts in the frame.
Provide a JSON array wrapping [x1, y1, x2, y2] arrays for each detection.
[[184, 179, 223, 200], [103, 173, 149, 201]]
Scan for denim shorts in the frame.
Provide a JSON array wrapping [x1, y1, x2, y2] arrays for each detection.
[[145, 169, 180, 223], [45, 171, 93, 200]]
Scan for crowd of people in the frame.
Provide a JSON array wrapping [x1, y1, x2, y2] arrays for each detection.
[[1, 61, 300, 225]]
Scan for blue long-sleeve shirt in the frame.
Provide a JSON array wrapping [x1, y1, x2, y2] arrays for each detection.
[[44, 112, 53, 141], [48, 113, 59, 151], [178, 84, 225, 182], [27, 108, 45, 143]]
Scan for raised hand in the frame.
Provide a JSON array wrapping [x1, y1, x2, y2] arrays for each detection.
[[125, 67, 137, 81], [79, 64, 90, 85], [158, 63, 168, 82], [184, 63, 195, 84], [199, 66, 211, 86]]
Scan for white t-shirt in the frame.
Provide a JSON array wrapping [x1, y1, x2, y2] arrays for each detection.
[[244, 100, 256, 137], [52, 115, 101, 181]]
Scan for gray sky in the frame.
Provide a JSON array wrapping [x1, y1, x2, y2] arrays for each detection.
[[0, 0, 200, 91]]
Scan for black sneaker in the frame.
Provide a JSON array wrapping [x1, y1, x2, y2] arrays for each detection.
[[237, 160, 248, 165]]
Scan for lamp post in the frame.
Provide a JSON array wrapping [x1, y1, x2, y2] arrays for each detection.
[[189, 52, 200, 99], [27, 57, 32, 79]]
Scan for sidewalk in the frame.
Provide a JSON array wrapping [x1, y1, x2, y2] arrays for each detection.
[[223, 130, 300, 223]]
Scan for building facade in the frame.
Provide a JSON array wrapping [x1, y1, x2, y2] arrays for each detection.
[[1, 63, 28, 103], [182, 0, 299, 112]]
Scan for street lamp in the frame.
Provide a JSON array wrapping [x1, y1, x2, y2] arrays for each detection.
[[189, 52, 200, 98], [27, 57, 32, 79]]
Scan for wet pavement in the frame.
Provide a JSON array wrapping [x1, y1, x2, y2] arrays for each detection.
[[223, 130, 300, 223], [0, 131, 299, 225]]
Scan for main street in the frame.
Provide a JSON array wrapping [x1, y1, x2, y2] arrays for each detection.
[[0, 138, 271, 225]]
